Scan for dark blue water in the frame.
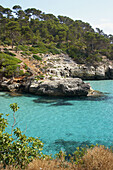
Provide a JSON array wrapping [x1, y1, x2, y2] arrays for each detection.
[[0, 80, 113, 155]]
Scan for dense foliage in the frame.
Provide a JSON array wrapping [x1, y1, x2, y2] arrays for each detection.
[[0, 52, 22, 77], [0, 103, 43, 169], [0, 5, 113, 63]]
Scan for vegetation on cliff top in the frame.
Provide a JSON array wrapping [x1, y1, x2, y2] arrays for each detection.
[[0, 5, 113, 65]]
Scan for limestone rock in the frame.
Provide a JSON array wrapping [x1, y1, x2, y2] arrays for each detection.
[[0, 81, 20, 92], [29, 78, 90, 97], [95, 65, 106, 79], [44, 54, 113, 80]]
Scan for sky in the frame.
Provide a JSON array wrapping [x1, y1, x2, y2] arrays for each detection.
[[0, 0, 113, 35]]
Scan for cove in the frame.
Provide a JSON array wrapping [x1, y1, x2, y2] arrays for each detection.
[[0, 80, 113, 156]]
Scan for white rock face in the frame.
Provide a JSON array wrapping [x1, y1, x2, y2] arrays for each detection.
[[42, 53, 113, 80], [29, 78, 90, 96]]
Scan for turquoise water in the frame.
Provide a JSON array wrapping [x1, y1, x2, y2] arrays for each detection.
[[1, 80, 113, 155]]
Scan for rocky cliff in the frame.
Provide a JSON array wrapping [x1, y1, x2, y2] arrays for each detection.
[[0, 52, 112, 97], [44, 54, 113, 80]]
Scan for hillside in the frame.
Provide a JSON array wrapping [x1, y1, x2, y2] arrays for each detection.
[[0, 45, 113, 81], [1, 5, 113, 82], [0, 5, 113, 65]]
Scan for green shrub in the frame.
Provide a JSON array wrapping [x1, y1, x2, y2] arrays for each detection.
[[24, 71, 31, 76], [4, 65, 20, 77], [29, 47, 46, 54], [0, 53, 22, 77], [29, 45, 48, 54], [86, 53, 102, 63], [36, 74, 45, 80], [48, 48, 61, 55], [21, 51, 31, 56], [0, 53, 21, 65], [3, 40, 11, 46], [18, 45, 29, 51], [72, 145, 94, 164], [33, 54, 42, 61], [24, 63, 29, 70], [4, 51, 16, 56], [35, 41, 46, 48], [19, 70, 24, 76], [3, 48, 8, 51], [0, 103, 43, 169]]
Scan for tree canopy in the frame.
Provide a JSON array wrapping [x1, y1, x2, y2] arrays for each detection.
[[0, 5, 113, 63]]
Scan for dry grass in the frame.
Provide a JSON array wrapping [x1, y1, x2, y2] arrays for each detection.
[[1, 146, 113, 170], [27, 158, 76, 170], [26, 146, 113, 170], [0, 159, 76, 170], [78, 145, 113, 170]]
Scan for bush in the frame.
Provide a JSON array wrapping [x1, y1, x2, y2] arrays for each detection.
[[18, 45, 29, 51], [78, 146, 113, 170], [29, 46, 47, 54], [0, 53, 22, 77], [48, 48, 61, 55], [35, 75, 45, 80], [21, 51, 31, 56], [0, 103, 43, 169], [4, 51, 16, 56], [4, 65, 20, 77], [24, 63, 29, 70], [32, 55, 42, 61], [0, 53, 21, 65], [3, 48, 8, 51], [29, 47, 39, 54], [24, 71, 31, 76], [19, 70, 24, 76], [86, 53, 102, 63]]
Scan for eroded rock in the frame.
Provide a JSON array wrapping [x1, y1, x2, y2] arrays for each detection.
[[29, 78, 90, 97]]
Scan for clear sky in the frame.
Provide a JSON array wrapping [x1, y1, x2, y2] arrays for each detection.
[[0, 0, 113, 35]]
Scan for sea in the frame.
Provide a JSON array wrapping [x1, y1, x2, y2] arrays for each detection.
[[0, 80, 113, 156]]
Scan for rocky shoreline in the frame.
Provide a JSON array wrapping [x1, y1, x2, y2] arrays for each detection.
[[0, 76, 105, 97], [1, 53, 112, 97], [0, 77, 91, 97]]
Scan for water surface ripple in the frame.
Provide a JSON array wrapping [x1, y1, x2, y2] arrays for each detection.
[[0, 80, 113, 155]]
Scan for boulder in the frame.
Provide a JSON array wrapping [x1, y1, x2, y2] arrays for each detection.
[[95, 65, 106, 79], [88, 87, 105, 97], [0, 81, 10, 91], [29, 78, 90, 97], [108, 66, 113, 79], [0, 81, 20, 92]]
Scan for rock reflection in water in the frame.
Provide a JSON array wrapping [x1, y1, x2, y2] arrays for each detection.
[[50, 102, 73, 106], [33, 98, 57, 104]]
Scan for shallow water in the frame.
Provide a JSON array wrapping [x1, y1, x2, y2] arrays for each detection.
[[1, 80, 113, 155]]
